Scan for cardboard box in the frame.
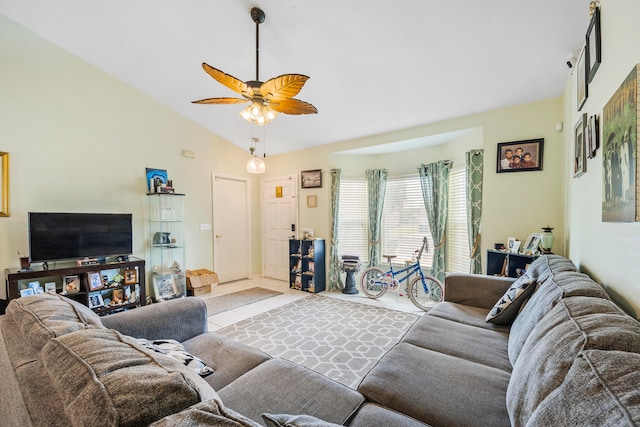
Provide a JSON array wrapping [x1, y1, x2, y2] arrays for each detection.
[[186, 269, 219, 297]]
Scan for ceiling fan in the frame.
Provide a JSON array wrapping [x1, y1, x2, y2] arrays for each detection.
[[192, 7, 317, 125]]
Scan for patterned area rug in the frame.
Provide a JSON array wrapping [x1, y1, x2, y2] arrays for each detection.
[[203, 287, 283, 316], [217, 294, 419, 388]]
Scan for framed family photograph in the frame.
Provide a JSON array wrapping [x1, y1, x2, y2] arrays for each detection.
[[62, 275, 80, 294], [88, 293, 104, 309], [521, 233, 542, 255], [574, 113, 587, 178], [153, 273, 178, 301], [586, 6, 601, 83], [301, 169, 322, 188], [87, 271, 103, 291], [124, 267, 138, 285], [496, 138, 544, 173]]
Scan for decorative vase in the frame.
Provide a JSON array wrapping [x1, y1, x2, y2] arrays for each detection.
[[541, 226, 554, 253]]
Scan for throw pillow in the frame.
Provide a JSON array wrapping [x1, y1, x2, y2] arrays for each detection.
[[262, 413, 342, 427], [137, 338, 214, 377], [486, 276, 537, 324]]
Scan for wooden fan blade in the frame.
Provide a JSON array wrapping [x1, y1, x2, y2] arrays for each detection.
[[260, 74, 310, 100], [192, 97, 248, 105], [269, 98, 318, 115], [201, 63, 250, 97]]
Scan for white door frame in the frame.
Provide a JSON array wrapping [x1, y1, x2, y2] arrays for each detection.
[[212, 172, 252, 281], [262, 175, 298, 279]]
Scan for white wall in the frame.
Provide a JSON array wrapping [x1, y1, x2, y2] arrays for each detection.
[[0, 16, 252, 298], [563, 0, 640, 317]]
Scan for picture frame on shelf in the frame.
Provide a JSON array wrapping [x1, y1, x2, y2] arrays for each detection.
[[153, 273, 178, 300], [87, 271, 103, 291], [19, 288, 35, 297], [301, 169, 322, 188], [587, 114, 599, 159], [88, 293, 104, 309], [496, 138, 544, 173], [574, 113, 587, 178], [521, 233, 543, 255], [586, 6, 601, 83], [577, 46, 588, 111], [62, 275, 80, 294], [45, 282, 57, 294], [507, 237, 519, 254], [124, 268, 138, 285]]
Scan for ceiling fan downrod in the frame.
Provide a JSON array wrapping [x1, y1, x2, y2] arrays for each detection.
[[251, 7, 265, 82]]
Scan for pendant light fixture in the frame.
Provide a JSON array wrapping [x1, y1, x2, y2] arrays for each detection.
[[247, 126, 266, 174]]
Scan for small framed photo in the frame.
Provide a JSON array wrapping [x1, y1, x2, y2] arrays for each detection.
[[587, 114, 599, 159], [301, 169, 322, 188], [28, 281, 44, 294], [586, 6, 601, 83], [306, 194, 317, 208], [153, 273, 178, 301], [87, 271, 104, 291], [521, 233, 543, 255], [19, 288, 36, 297], [507, 237, 518, 253], [45, 282, 57, 294], [576, 46, 588, 111], [88, 293, 104, 309], [62, 275, 81, 294], [574, 113, 587, 178], [124, 268, 138, 285], [496, 139, 544, 173]]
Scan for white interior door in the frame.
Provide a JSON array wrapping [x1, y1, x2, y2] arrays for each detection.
[[262, 176, 298, 280], [212, 173, 250, 283]]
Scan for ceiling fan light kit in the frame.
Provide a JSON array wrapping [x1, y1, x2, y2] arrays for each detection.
[[193, 7, 317, 126], [247, 137, 266, 174]]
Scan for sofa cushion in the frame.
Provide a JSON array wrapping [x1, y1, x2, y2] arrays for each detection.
[[508, 270, 609, 365], [526, 350, 640, 426], [428, 301, 510, 333], [358, 342, 511, 427], [523, 255, 576, 283], [219, 358, 364, 425], [7, 293, 104, 351], [507, 296, 640, 425], [486, 276, 536, 324], [402, 314, 511, 372], [182, 331, 271, 391], [150, 399, 262, 427], [41, 327, 217, 426]]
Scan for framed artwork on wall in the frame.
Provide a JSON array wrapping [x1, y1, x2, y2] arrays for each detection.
[[0, 152, 8, 217], [586, 6, 601, 83], [301, 169, 322, 188], [574, 113, 587, 178], [577, 47, 588, 111], [496, 138, 544, 173], [587, 114, 599, 159]]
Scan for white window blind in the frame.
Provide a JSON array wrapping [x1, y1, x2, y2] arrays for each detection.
[[337, 178, 368, 264], [381, 175, 433, 269], [447, 167, 470, 273]]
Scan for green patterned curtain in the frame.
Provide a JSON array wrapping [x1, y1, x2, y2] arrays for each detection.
[[466, 150, 484, 274], [366, 169, 388, 267], [418, 161, 451, 282], [328, 169, 343, 291]]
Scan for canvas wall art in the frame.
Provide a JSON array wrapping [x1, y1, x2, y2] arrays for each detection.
[[602, 64, 639, 222]]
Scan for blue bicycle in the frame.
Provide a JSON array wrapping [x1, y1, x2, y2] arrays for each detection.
[[360, 237, 444, 310]]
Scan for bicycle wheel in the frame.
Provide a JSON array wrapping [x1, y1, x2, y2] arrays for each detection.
[[408, 275, 444, 310], [360, 267, 388, 299]]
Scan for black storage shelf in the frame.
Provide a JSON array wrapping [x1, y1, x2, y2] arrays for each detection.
[[289, 238, 325, 293]]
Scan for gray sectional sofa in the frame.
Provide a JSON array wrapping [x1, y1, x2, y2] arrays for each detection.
[[1, 255, 639, 426]]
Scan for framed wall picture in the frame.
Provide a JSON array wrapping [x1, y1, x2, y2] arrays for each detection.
[[307, 194, 317, 208], [577, 46, 588, 111], [87, 271, 103, 291], [301, 169, 322, 188], [586, 6, 601, 83], [0, 152, 8, 217], [587, 114, 599, 159], [496, 138, 544, 173], [574, 113, 587, 178]]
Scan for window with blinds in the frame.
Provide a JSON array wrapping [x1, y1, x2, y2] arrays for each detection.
[[337, 178, 368, 263], [447, 167, 470, 273], [381, 175, 433, 269]]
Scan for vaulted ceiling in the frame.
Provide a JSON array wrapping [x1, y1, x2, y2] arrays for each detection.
[[2, 1, 592, 154]]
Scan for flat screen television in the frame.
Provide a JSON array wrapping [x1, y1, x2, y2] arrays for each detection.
[[28, 212, 133, 263]]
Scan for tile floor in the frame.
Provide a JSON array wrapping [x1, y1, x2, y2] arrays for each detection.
[[201, 277, 426, 331]]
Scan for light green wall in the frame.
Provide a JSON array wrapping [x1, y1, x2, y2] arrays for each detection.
[[261, 97, 565, 276], [0, 15, 253, 298], [562, 0, 640, 317]]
